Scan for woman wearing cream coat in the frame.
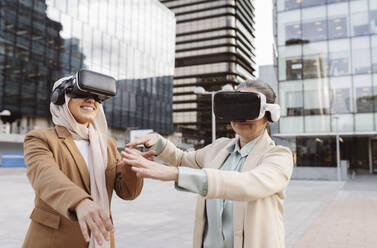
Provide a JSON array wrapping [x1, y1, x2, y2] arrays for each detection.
[[122, 80, 293, 248]]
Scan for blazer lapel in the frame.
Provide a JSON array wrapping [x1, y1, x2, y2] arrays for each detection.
[[56, 126, 91, 193], [207, 140, 235, 169], [242, 130, 273, 172]]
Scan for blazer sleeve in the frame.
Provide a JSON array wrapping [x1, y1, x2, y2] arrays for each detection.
[[109, 139, 143, 200], [157, 137, 229, 169], [24, 131, 92, 221], [203, 146, 293, 201]]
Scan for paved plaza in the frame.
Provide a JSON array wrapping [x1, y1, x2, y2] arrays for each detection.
[[0, 168, 376, 248]]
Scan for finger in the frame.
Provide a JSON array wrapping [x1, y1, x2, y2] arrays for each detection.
[[141, 150, 156, 158], [121, 152, 142, 164], [122, 158, 146, 168], [122, 149, 140, 157], [98, 208, 114, 233], [131, 167, 151, 178], [126, 136, 150, 148], [79, 219, 90, 242], [86, 217, 103, 246], [93, 213, 110, 241], [125, 148, 143, 156]]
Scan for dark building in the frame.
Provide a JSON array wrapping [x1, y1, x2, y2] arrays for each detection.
[[0, 0, 175, 142], [160, 0, 256, 145]]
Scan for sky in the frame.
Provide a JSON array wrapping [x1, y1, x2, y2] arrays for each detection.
[[254, 0, 274, 77]]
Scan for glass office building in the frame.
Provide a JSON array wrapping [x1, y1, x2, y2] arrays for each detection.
[[274, 0, 377, 173], [161, 0, 256, 145], [0, 0, 175, 136]]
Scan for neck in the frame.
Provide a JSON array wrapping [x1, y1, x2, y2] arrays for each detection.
[[239, 128, 265, 147]]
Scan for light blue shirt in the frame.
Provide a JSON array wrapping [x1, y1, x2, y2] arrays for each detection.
[[153, 136, 259, 248]]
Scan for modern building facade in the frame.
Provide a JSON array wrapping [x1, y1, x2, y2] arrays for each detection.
[[274, 0, 377, 175], [0, 0, 175, 147], [161, 0, 256, 145]]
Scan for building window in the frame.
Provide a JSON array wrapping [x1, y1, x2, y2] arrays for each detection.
[[286, 58, 303, 80], [297, 137, 336, 167], [350, 1, 370, 36], [328, 17, 348, 39], [330, 88, 351, 113], [302, 57, 327, 79], [351, 37, 371, 74], [302, 19, 327, 42], [356, 86, 374, 113]]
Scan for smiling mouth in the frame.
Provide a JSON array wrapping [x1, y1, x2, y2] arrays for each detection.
[[80, 106, 95, 111]]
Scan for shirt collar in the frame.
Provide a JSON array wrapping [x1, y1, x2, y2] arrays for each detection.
[[227, 135, 261, 157]]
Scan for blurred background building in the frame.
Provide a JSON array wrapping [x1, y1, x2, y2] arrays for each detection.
[[273, 0, 377, 177], [0, 0, 175, 156], [161, 0, 256, 145]]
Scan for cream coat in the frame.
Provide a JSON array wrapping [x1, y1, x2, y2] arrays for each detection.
[[158, 130, 293, 248]]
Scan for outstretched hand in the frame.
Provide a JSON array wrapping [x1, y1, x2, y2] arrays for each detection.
[[75, 199, 114, 245], [118, 149, 156, 167], [121, 148, 178, 182], [126, 133, 159, 149]]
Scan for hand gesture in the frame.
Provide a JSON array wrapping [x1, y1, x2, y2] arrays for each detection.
[[121, 148, 178, 182], [126, 133, 159, 149], [75, 199, 114, 245], [118, 149, 156, 167]]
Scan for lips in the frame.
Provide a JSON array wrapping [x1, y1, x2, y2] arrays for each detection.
[[80, 105, 95, 111]]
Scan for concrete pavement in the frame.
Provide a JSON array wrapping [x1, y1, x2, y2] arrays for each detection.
[[0, 168, 376, 248]]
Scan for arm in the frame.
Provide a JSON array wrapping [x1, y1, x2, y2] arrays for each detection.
[[108, 138, 143, 200], [24, 131, 92, 220], [114, 153, 144, 200], [126, 133, 202, 169], [204, 146, 293, 201]]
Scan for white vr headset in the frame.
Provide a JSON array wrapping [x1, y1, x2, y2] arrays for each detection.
[[213, 91, 281, 122]]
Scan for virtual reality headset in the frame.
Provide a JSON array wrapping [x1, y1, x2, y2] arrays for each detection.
[[51, 69, 116, 105], [213, 91, 281, 122]]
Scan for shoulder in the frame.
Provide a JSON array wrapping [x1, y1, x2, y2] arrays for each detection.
[[196, 137, 233, 157], [269, 145, 293, 156], [204, 137, 233, 150], [25, 128, 57, 142], [107, 137, 119, 151], [261, 144, 293, 165]]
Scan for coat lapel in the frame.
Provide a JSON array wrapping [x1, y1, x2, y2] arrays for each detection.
[[207, 140, 235, 169], [242, 130, 274, 172], [56, 126, 91, 193]]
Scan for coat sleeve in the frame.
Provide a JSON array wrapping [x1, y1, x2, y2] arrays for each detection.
[[24, 131, 92, 221], [157, 137, 229, 169], [109, 139, 143, 200], [204, 146, 293, 201]]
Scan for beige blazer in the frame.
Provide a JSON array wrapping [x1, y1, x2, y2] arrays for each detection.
[[158, 130, 293, 248], [22, 126, 143, 248]]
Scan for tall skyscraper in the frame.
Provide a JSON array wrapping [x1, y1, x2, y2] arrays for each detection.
[[161, 0, 256, 145], [0, 0, 175, 142], [274, 0, 377, 176]]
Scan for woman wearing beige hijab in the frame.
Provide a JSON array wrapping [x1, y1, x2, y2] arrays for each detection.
[[22, 76, 145, 248]]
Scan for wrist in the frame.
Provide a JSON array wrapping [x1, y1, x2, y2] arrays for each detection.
[[172, 167, 179, 182], [75, 198, 90, 211]]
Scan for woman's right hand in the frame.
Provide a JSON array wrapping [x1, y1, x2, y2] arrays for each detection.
[[126, 133, 159, 149], [75, 199, 114, 245]]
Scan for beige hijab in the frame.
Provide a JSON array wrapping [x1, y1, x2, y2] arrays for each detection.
[[50, 77, 110, 248]]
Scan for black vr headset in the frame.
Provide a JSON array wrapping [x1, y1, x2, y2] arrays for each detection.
[[214, 91, 281, 122], [51, 69, 116, 105]]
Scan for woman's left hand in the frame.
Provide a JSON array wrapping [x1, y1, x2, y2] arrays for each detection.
[[121, 148, 178, 182]]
